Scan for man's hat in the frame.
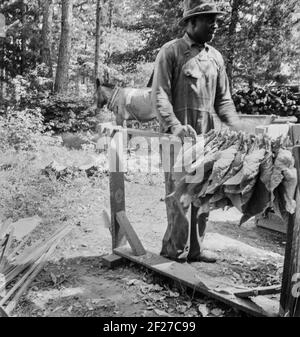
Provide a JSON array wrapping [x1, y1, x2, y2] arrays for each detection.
[[179, 0, 226, 25]]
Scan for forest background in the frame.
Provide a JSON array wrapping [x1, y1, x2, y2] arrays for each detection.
[[0, 0, 300, 133]]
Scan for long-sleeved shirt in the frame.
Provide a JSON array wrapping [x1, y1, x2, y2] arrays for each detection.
[[151, 33, 240, 134]]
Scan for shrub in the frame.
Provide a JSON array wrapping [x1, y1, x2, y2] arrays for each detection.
[[0, 107, 57, 152], [39, 94, 100, 133]]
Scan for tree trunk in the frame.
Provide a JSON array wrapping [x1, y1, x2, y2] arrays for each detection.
[[104, 0, 114, 82], [108, 0, 114, 29], [95, 0, 102, 87], [0, 39, 4, 102], [54, 0, 73, 94], [41, 0, 53, 78], [20, 0, 26, 75], [227, 0, 240, 92]]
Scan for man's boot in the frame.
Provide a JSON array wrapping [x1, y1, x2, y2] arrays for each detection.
[[187, 209, 217, 263]]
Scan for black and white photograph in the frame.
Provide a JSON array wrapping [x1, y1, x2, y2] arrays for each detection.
[[0, 0, 300, 322]]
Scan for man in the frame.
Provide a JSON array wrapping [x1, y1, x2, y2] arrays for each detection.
[[152, 0, 242, 263]]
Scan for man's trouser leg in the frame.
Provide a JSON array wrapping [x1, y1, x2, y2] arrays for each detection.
[[187, 206, 209, 261], [161, 171, 208, 261]]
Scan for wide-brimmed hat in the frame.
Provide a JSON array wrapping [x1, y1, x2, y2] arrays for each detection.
[[179, 0, 226, 25]]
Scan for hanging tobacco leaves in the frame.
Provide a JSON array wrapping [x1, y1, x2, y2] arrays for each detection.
[[170, 130, 297, 226]]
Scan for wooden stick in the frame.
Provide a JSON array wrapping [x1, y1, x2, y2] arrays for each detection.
[[0, 263, 31, 293], [5, 245, 55, 314], [235, 285, 281, 298], [100, 123, 195, 143], [0, 219, 13, 239], [0, 226, 72, 294], [0, 255, 44, 307], [0, 228, 15, 271], [0, 226, 71, 303], [13, 225, 72, 265], [7, 231, 33, 262], [109, 131, 127, 249], [280, 145, 300, 317], [1, 226, 72, 313], [116, 211, 146, 256]]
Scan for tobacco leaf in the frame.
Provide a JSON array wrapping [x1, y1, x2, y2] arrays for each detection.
[[270, 148, 295, 192], [206, 146, 238, 195], [282, 167, 297, 214]]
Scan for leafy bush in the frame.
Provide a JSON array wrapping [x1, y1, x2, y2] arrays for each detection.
[[0, 107, 56, 152], [4, 65, 103, 134], [38, 94, 101, 133], [10, 64, 53, 107]]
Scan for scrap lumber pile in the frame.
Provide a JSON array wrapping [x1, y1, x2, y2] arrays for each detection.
[[171, 130, 298, 225], [0, 222, 72, 315], [233, 87, 300, 118]]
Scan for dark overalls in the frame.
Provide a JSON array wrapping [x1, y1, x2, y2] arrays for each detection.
[[152, 33, 239, 261]]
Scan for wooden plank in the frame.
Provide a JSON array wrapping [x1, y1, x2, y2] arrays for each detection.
[[114, 247, 279, 317], [1, 226, 72, 314], [109, 130, 127, 249], [0, 306, 8, 317], [0, 228, 14, 271], [256, 213, 287, 234], [280, 145, 300, 317], [100, 123, 164, 139], [289, 124, 300, 145], [255, 124, 291, 140], [102, 254, 124, 269], [0, 263, 31, 294], [116, 211, 146, 256], [235, 285, 281, 299], [99, 123, 193, 143]]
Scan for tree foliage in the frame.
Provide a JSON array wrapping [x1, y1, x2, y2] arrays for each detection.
[[0, 0, 299, 101]]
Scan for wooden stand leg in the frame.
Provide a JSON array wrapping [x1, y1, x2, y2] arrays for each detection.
[[102, 254, 124, 269], [280, 146, 300, 317], [101, 130, 127, 269], [109, 131, 126, 250]]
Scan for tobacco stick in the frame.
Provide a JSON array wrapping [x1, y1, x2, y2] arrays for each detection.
[[5, 227, 72, 314], [0, 226, 72, 310], [0, 263, 31, 294], [0, 228, 15, 271], [0, 226, 72, 294]]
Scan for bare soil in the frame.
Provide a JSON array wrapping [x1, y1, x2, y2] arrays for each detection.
[[10, 146, 286, 318]]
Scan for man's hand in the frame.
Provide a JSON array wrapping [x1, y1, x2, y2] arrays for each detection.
[[171, 124, 197, 141]]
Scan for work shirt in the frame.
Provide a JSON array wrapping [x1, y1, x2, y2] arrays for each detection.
[[151, 33, 240, 134]]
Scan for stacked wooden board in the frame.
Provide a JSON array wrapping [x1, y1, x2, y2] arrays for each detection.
[[0, 221, 72, 315]]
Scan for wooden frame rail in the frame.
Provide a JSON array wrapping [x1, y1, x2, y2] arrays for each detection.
[[101, 123, 300, 317]]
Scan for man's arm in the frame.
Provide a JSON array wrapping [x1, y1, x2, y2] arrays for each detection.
[[214, 61, 241, 130], [151, 45, 182, 133]]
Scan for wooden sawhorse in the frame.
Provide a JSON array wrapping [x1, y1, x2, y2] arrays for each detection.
[[100, 123, 300, 317]]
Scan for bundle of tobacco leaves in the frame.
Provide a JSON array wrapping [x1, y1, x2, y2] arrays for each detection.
[[170, 129, 297, 225]]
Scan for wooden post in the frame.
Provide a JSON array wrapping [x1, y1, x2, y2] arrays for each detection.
[[280, 145, 300, 317], [109, 130, 126, 249]]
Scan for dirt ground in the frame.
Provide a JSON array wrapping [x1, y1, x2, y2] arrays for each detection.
[[8, 145, 287, 318]]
